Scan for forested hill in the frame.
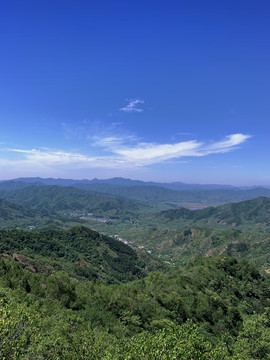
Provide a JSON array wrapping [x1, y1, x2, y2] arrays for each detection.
[[0, 198, 47, 220], [1, 255, 270, 359], [0, 185, 152, 218], [157, 196, 270, 231], [134, 226, 270, 270], [0, 226, 163, 283]]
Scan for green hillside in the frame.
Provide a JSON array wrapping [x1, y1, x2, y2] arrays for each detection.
[[156, 196, 270, 231], [1, 255, 270, 359], [0, 196, 87, 230], [0, 198, 56, 228], [0, 185, 154, 219], [0, 226, 163, 283], [1, 185, 270, 358], [0, 198, 42, 220], [80, 196, 270, 270], [126, 226, 270, 269]]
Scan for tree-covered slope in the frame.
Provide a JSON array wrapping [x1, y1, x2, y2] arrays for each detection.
[[157, 196, 270, 231], [0, 198, 50, 223], [0, 185, 152, 218], [1, 255, 270, 359], [133, 226, 270, 269], [0, 197, 81, 230], [0, 226, 163, 283]]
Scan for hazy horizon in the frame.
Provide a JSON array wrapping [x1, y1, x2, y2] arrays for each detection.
[[1, 1, 269, 185], [0, 175, 269, 188]]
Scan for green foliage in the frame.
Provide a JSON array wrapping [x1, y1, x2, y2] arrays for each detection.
[[0, 297, 39, 359], [0, 255, 270, 359], [0, 198, 50, 227], [233, 310, 270, 359], [1, 183, 270, 359], [118, 321, 231, 360], [0, 226, 162, 283]]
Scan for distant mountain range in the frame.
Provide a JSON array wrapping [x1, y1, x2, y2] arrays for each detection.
[[0, 177, 270, 206], [0, 176, 265, 191]]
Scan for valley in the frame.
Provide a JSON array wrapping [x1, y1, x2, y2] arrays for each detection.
[[1, 177, 270, 359], [1, 179, 270, 270]]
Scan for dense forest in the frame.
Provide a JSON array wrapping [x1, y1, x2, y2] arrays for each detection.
[[1, 179, 270, 359], [0, 226, 163, 283], [1, 255, 270, 359], [0, 185, 152, 218]]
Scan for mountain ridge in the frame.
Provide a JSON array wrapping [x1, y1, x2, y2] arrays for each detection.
[[1, 176, 263, 190], [156, 196, 270, 231], [1, 178, 270, 206]]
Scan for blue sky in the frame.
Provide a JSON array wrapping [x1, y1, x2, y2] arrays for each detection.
[[0, 0, 269, 185]]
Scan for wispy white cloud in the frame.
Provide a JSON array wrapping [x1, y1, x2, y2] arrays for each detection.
[[0, 134, 251, 173], [114, 140, 202, 165], [4, 148, 111, 167], [91, 134, 139, 149], [201, 134, 251, 153], [108, 134, 251, 166], [119, 99, 144, 113]]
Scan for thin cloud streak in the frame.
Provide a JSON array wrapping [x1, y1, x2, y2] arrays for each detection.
[[115, 140, 202, 165], [112, 134, 251, 165], [91, 134, 139, 148], [119, 99, 144, 113], [0, 133, 251, 171], [202, 134, 252, 153]]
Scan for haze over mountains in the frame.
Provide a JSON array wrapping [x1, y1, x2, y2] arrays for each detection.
[[0, 176, 265, 190], [1, 177, 270, 207]]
